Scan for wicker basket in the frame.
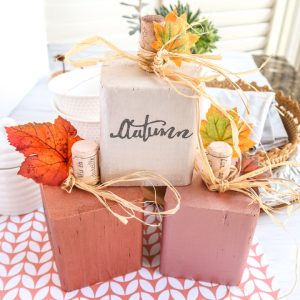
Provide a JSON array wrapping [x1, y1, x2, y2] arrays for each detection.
[[206, 79, 300, 168]]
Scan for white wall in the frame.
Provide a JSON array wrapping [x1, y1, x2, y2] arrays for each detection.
[[45, 0, 161, 49], [44, 0, 300, 67], [45, 0, 275, 53], [0, 0, 49, 118], [164, 0, 275, 53], [274, 0, 300, 70]]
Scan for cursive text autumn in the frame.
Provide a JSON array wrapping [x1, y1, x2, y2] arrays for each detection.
[[110, 115, 193, 142]]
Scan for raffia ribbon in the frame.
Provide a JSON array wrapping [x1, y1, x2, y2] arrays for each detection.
[[63, 19, 299, 219], [61, 169, 180, 225], [63, 34, 255, 159]]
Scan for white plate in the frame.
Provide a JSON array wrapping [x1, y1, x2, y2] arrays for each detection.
[[48, 67, 101, 97], [49, 67, 101, 119]]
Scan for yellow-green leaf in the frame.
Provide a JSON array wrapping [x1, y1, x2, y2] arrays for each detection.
[[151, 9, 199, 66], [200, 106, 255, 157]]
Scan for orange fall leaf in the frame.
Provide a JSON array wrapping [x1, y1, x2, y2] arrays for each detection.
[[5, 116, 82, 186], [151, 9, 199, 67]]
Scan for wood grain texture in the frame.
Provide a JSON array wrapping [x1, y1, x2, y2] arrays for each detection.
[[41, 185, 144, 291], [160, 175, 260, 285]]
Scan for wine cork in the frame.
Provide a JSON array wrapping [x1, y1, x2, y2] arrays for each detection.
[[72, 140, 100, 185], [207, 141, 233, 180], [140, 15, 164, 51]]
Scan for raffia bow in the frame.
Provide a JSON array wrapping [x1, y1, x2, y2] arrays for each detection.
[[63, 18, 299, 219], [61, 169, 180, 225]]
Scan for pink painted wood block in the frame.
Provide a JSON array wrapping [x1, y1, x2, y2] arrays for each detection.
[[41, 185, 144, 291], [160, 175, 260, 285]]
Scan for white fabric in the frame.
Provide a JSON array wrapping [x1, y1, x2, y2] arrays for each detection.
[[203, 52, 288, 151], [258, 102, 289, 151], [209, 51, 271, 87], [202, 88, 274, 147]]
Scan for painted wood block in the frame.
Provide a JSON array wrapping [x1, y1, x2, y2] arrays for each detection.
[[99, 61, 198, 186], [160, 175, 260, 285], [41, 185, 144, 291]]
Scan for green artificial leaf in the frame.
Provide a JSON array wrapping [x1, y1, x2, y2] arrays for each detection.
[[155, 0, 220, 54], [200, 106, 256, 157]]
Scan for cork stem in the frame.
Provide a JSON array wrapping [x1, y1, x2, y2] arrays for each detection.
[[139, 15, 164, 52], [207, 141, 233, 180]]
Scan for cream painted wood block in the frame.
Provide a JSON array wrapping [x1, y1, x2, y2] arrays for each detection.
[[100, 61, 198, 186]]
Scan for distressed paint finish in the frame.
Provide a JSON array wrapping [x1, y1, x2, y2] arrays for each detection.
[[41, 185, 144, 291], [160, 175, 260, 285], [99, 61, 199, 186]]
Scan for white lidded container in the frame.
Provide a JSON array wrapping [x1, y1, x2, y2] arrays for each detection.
[[48, 67, 101, 120], [0, 118, 42, 215], [49, 67, 101, 143], [52, 99, 100, 143]]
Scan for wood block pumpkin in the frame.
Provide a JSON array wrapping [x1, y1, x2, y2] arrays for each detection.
[[41, 185, 144, 291], [160, 175, 260, 285]]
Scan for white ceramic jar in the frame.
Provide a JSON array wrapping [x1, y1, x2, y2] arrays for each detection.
[[52, 100, 100, 143], [49, 67, 101, 143], [0, 118, 42, 215]]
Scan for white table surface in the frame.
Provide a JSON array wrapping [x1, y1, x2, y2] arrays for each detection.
[[8, 49, 300, 299]]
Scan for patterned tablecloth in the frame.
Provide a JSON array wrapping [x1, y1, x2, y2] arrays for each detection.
[[0, 204, 279, 300]]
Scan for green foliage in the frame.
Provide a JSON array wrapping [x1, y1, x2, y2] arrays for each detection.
[[155, 1, 220, 54], [191, 19, 219, 54]]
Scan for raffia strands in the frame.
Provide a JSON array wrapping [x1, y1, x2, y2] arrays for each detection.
[[63, 22, 299, 219], [61, 169, 180, 225]]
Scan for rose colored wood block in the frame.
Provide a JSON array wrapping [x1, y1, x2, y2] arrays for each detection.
[[160, 175, 260, 285], [41, 185, 144, 291]]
